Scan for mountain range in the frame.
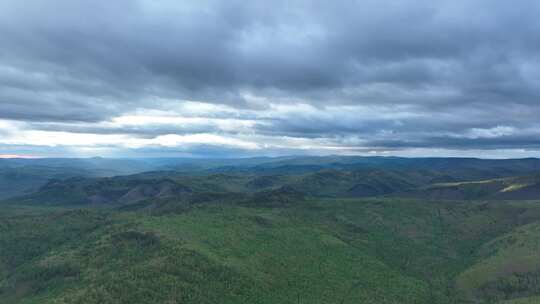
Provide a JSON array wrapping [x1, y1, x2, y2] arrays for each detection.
[[2, 156, 540, 304]]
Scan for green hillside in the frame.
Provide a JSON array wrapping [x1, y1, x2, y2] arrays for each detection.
[[2, 159, 540, 303], [457, 221, 540, 302], [3, 195, 540, 303]]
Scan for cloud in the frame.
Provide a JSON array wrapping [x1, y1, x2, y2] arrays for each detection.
[[0, 0, 539, 157]]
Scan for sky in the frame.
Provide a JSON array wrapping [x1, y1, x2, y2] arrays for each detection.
[[0, 0, 539, 158]]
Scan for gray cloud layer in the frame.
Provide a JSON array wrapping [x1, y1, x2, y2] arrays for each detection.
[[0, 0, 539, 157]]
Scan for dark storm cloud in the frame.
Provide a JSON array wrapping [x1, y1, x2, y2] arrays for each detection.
[[0, 0, 539, 155]]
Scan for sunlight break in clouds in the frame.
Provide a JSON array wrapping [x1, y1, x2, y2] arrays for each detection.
[[0, 154, 40, 159]]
